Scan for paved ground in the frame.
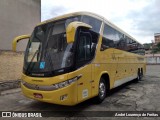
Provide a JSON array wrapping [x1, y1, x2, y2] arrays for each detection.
[[0, 65, 160, 120]]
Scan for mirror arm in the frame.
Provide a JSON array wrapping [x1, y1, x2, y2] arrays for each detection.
[[66, 22, 92, 43], [12, 35, 30, 52]]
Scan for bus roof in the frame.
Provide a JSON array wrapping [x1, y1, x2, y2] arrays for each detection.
[[38, 11, 142, 45]]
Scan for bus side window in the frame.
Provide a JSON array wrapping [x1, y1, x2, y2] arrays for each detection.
[[101, 24, 115, 50], [82, 15, 102, 33], [101, 37, 114, 51]]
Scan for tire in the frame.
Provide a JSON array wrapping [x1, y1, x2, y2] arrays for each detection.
[[136, 70, 141, 81], [141, 69, 143, 77], [94, 78, 107, 103]]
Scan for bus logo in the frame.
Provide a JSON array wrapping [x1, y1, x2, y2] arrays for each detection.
[[40, 62, 45, 69]]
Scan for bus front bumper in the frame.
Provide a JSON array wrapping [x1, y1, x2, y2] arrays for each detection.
[[21, 82, 78, 106]]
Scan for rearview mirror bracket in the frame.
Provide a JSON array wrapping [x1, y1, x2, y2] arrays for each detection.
[[12, 35, 30, 52]]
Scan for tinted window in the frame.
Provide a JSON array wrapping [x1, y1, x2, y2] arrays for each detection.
[[115, 31, 126, 50], [77, 32, 92, 61], [76, 28, 99, 68], [102, 24, 115, 48], [65, 16, 81, 27], [102, 24, 126, 49], [82, 15, 102, 33], [103, 24, 115, 41], [102, 24, 144, 55], [102, 37, 114, 48]]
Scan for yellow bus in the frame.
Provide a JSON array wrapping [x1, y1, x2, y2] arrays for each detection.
[[12, 12, 146, 106]]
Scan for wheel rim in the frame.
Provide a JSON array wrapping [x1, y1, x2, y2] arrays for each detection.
[[99, 82, 105, 98]]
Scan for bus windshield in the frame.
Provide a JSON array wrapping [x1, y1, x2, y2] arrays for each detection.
[[24, 16, 81, 76]]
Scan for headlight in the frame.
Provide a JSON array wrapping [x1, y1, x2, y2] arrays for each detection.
[[68, 77, 78, 84], [57, 81, 69, 88], [52, 74, 82, 89]]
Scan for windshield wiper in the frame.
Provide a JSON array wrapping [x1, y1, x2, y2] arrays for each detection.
[[45, 51, 54, 71], [26, 50, 39, 74]]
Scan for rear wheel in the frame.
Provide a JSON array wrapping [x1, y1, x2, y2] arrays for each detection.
[[94, 78, 107, 103], [141, 68, 143, 77], [136, 70, 141, 81]]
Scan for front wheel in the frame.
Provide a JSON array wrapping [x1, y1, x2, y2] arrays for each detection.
[[94, 78, 106, 103]]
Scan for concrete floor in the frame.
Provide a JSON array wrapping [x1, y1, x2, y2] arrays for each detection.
[[0, 65, 160, 120]]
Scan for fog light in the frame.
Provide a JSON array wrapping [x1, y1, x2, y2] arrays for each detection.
[[60, 94, 68, 101], [33, 93, 43, 99]]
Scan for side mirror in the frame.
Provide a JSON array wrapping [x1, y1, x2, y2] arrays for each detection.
[[12, 35, 30, 52], [66, 21, 92, 43]]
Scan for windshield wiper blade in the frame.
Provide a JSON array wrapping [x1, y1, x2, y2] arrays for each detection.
[[45, 51, 54, 71], [26, 50, 39, 74]]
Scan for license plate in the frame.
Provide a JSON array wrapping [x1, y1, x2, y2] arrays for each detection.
[[33, 93, 43, 99]]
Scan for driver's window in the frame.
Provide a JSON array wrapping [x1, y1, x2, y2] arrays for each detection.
[[77, 32, 92, 61]]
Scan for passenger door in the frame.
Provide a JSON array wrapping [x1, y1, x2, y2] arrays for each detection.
[[76, 31, 92, 102]]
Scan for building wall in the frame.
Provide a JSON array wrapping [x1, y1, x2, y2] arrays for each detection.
[[0, 0, 41, 51], [154, 33, 160, 45], [145, 54, 160, 64]]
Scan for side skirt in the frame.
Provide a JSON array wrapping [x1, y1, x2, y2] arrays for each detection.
[[113, 74, 137, 88]]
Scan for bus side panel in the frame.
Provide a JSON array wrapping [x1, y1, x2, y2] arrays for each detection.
[[68, 64, 92, 103], [92, 48, 117, 95], [113, 49, 145, 88]]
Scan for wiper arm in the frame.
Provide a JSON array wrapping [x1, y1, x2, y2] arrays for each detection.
[[26, 50, 39, 74], [45, 51, 54, 71], [35, 35, 42, 42]]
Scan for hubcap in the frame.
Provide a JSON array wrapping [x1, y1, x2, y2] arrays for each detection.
[[99, 82, 105, 98]]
